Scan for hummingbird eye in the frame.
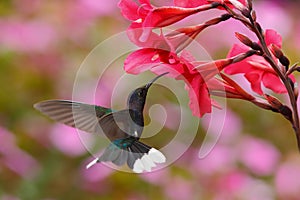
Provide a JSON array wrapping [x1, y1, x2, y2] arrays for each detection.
[[137, 89, 146, 97]]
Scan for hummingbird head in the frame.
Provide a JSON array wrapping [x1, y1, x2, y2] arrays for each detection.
[[127, 72, 168, 111]]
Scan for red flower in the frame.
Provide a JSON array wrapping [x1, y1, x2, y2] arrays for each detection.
[[118, 0, 218, 43], [207, 73, 255, 101], [224, 29, 294, 95], [173, 0, 247, 10], [164, 13, 232, 53], [174, 0, 208, 8], [124, 24, 202, 72], [124, 48, 212, 117], [164, 25, 206, 53]]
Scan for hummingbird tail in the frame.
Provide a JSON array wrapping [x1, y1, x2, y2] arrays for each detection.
[[128, 140, 166, 173], [86, 140, 166, 173]]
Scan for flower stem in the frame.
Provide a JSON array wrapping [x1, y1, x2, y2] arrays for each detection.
[[248, 14, 300, 151], [224, 4, 300, 151]]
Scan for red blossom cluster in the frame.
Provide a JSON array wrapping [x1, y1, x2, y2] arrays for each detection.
[[118, 0, 300, 149]]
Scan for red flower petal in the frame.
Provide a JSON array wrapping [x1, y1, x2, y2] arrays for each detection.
[[245, 72, 264, 95], [140, 6, 211, 41], [144, 7, 202, 27], [289, 74, 296, 83], [150, 65, 182, 78], [186, 76, 212, 117], [225, 60, 253, 75], [124, 48, 188, 76], [174, 0, 247, 9], [173, 0, 208, 8], [127, 23, 169, 48], [118, 0, 141, 21], [124, 48, 160, 74], [227, 43, 249, 57], [262, 73, 286, 94], [265, 29, 282, 48]]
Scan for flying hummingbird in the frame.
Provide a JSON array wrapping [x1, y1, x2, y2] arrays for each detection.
[[34, 73, 168, 173]]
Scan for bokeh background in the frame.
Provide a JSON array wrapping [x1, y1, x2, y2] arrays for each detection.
[[2, 0, 300, 199]]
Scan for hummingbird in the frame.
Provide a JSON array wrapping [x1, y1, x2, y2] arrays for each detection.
[[34, 73, 168, 173]]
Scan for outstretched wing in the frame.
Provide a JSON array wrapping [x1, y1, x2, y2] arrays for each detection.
[[98, 109, 143, 141], [34, 100, 113, 134]]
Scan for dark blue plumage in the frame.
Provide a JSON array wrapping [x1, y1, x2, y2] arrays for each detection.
[[34, 73, 168, 173]]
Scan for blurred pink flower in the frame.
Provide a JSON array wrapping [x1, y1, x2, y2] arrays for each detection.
[[238, 136, 280, 176], [0, 20, 58, 53], [12, 0, 41, 14], [81, 160, 113, 182], [201, 109, 242, 144], [50, 124, 90, 156], [140, 168, 170, 185], [68, 0, 116, 23], [79, 157, 114, 194], [0, 127, 40, 178], [95, 73, 120, 108], [255, 1, 292, 38], [66, 0, 119, 40], [1, 195, 20, 200], [295, 23, 300, 51], [217, 170, 250, 196], [77, 0, 118, 16], [275, 160, 300, 198], [153, 103, 181, 131], [216, 172, 274, 200], [236, 179, 274, 200], [164, 176, 195, 200], [191, 145, 236, 175], [126, 194, 148, 200]]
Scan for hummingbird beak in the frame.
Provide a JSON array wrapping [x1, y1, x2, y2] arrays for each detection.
[[145, 72, 169, 90]]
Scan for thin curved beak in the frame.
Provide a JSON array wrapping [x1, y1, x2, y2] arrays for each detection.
[[145, 72, 169, 90]]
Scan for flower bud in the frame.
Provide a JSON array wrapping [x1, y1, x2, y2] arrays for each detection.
[[235, 32, 253, 47], [210, 2, 221, 8], [288, 77, 295, 89], [228, 0, 247, 11], [241, 9, 251, 18], [279, 56, 290, 68], [265, 94, 282, 109], [251, 10, 257, 21], [294, 82, 299, 101], [251, 42, 262, 51], [252, 101, 274, 111], [232, 50, 256, 63], [265, 94, 293, 122], [294, 82, 299, 100], [270, 44, 283, 58], [220, 14, 232, 21], [270, 44, 290, 68], [247, 0, 253, 11], [279, 105, 293, 122], [255, 22, 263, 34]]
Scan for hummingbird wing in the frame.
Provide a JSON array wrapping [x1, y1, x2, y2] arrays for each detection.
[[34, 100, 113, 134], [98, 109, 143, 141]]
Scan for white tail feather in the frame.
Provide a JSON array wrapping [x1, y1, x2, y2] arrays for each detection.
[[132, 148, 165, 173]]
